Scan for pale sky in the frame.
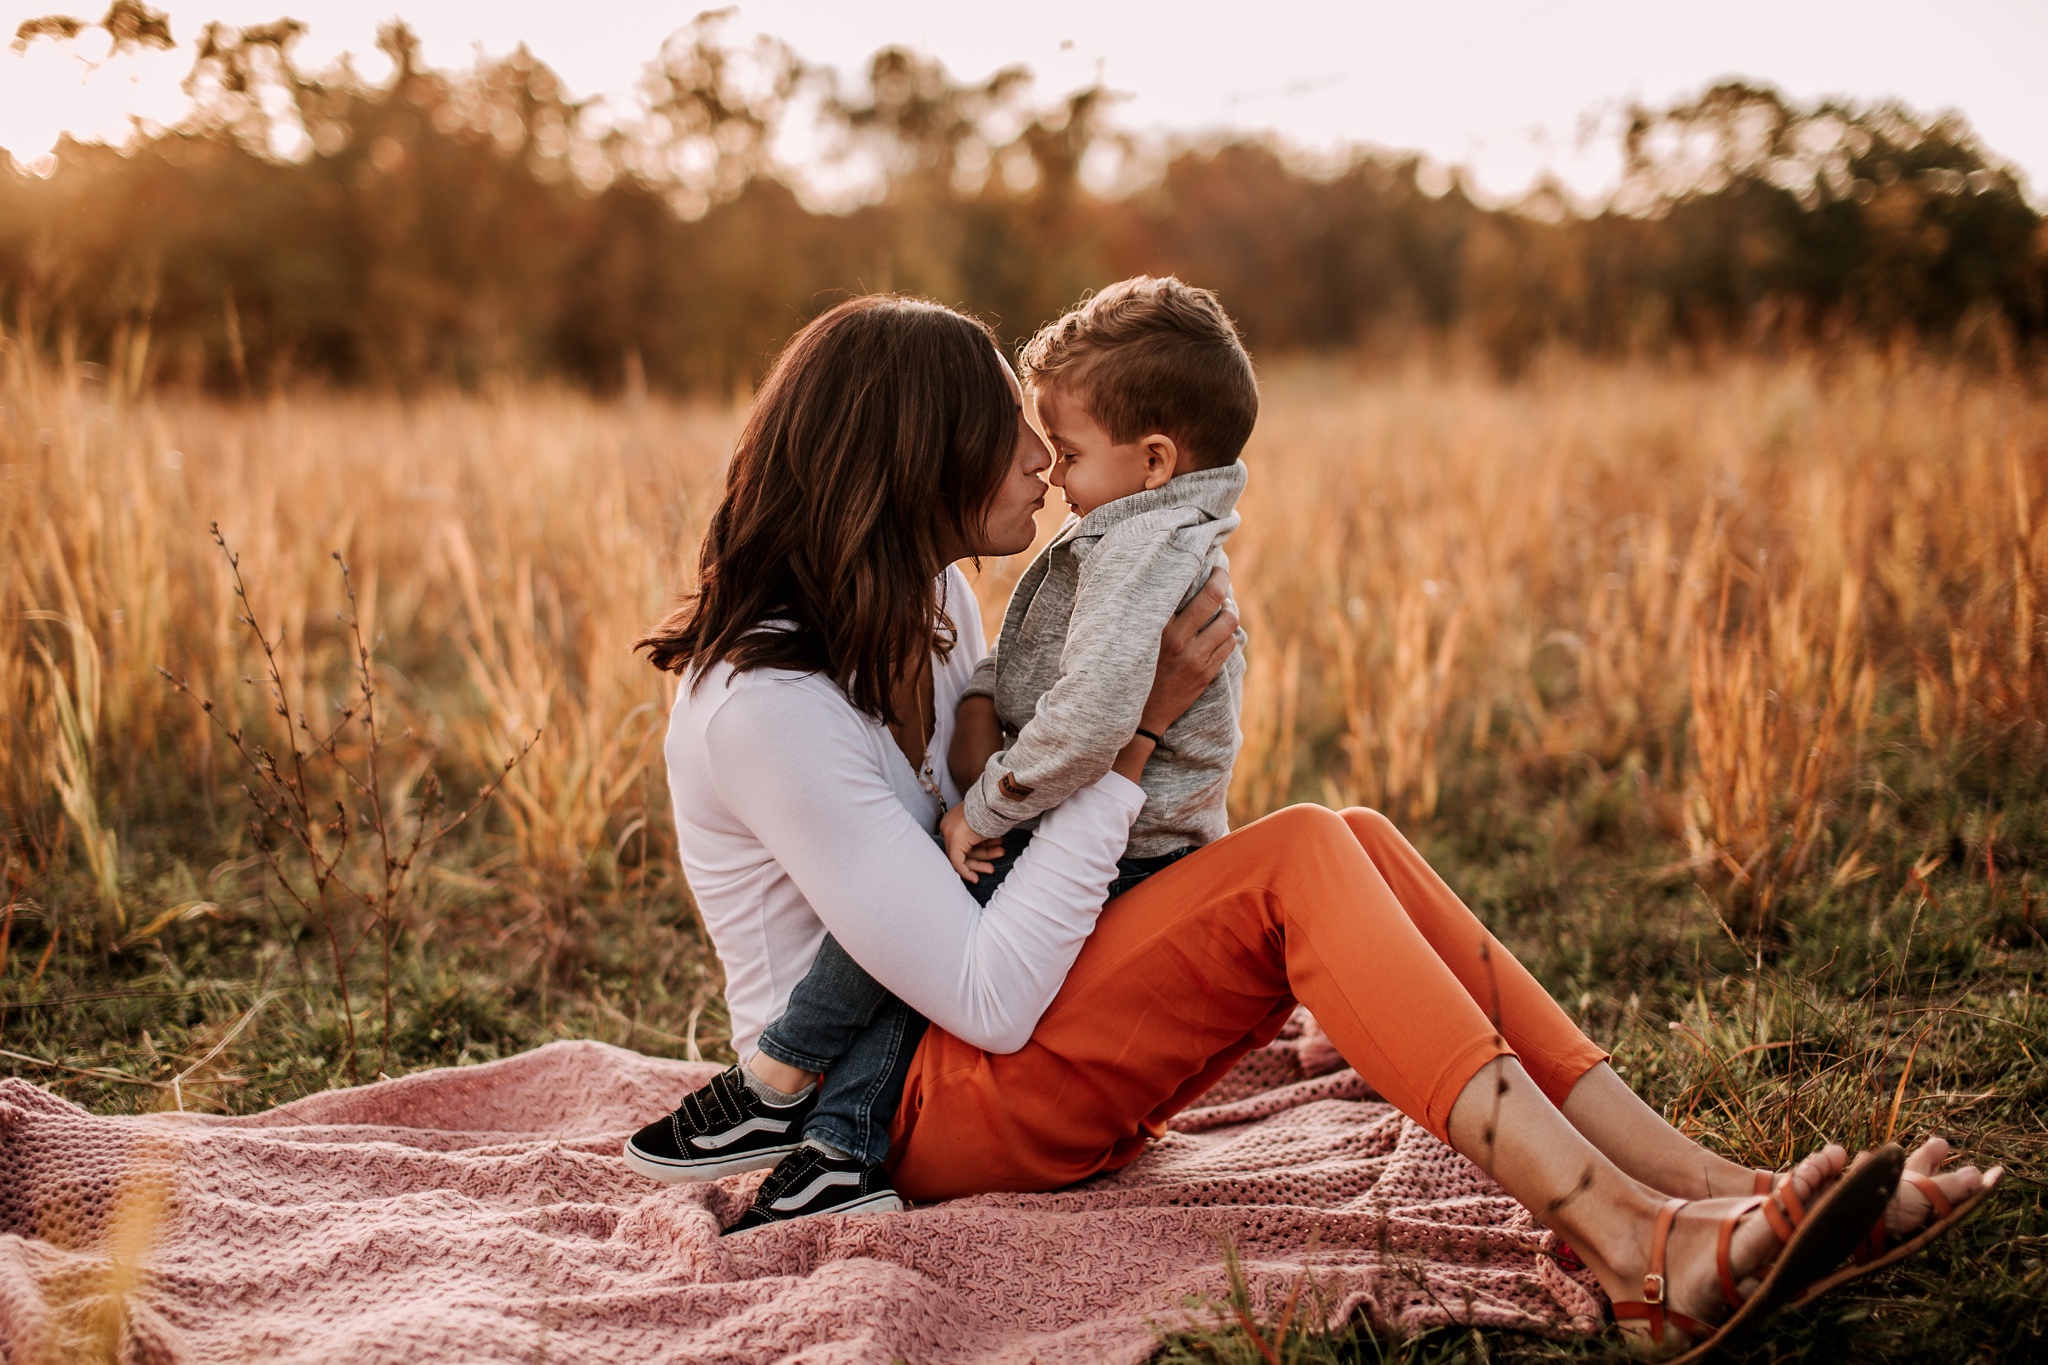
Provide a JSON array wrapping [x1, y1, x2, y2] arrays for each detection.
[[5, 1, 2044, 205]]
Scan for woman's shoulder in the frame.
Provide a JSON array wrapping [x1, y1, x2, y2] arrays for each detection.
[[674, 659, 869, 750]]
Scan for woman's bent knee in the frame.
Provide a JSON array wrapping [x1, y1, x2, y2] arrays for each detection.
[[1240, 804, 1369, 888], [1339, 806, 1398, 843], [1256, 802, 1355, 849]]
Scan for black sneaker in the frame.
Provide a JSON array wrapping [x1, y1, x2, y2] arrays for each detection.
[[723, 1143, 903, 1233], [621, 1064, 815, 1182]]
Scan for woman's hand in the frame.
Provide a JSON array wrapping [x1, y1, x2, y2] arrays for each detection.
[[1143, 567, 1238, 734], [1112, 567, 1239, 784]]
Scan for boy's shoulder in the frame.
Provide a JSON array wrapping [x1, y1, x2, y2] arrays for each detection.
[[1081, 501, 1240, 565], [1072, 462, 1247, 553], [1087, 501, 1216, 545]]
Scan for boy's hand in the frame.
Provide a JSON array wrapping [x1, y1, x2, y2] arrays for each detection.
[[940, 804, 1004, 884]]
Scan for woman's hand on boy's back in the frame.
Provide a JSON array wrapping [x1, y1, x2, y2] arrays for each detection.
[[1139, 567, 1237, 738], [1111, 567, 1237, 786], [940, 803, 1005, 886]]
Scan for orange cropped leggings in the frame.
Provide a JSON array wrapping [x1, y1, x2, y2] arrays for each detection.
[[886, 804, 1608, 1202]]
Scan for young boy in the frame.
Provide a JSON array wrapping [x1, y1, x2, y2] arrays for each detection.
[[622, 277, 1255, 1229], [940, 275, 1251, 896]]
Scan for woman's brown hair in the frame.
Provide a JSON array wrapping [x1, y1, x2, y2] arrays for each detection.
[[637, 296, 1014, 724]]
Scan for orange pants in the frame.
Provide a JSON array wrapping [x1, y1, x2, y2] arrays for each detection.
[[887, 804, 1608, 1201]]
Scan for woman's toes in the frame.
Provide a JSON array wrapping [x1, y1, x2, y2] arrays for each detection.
[[1885, 1140, 1984, 1238], [1783, 1143, 1847, 1203], [1710, 1148, 1841, 1296], [1903, 1136, 1952, 1181]]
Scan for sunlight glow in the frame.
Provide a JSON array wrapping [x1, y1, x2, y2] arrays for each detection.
[[3, 0, 2043, 202]]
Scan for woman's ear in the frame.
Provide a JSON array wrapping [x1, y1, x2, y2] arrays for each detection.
[[1140, 434, 1178, 491]]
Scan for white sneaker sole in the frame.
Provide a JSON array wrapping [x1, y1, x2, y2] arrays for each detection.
[[621, 1138, 799, 1183], [825, 1190, 904, 1216], [725, 1190, 904, 1233]]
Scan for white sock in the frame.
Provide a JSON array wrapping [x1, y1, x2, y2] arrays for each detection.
[[741, 1061, 815, 1106], [803, 1136, 853, 1160]]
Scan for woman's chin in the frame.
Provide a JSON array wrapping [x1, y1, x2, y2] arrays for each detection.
[[983, 521, 1041, 556]]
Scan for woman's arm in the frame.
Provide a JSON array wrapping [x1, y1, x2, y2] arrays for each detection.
[[706, 684, 1142, 1053], [703, 572, 1238, 1053]]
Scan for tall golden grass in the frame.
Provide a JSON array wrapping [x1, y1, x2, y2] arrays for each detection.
[[1235, 354, 2043, 916], [3, 336, 2044, 940]]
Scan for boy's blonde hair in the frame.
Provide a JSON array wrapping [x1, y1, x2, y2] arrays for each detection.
[[1018, 276, 1258, 470]]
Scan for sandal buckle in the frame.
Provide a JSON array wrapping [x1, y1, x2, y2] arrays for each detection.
[[1641, 1272, 1665, 1305]]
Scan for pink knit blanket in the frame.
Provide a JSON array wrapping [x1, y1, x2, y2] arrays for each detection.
[[0, 1011, 1605, 1362]]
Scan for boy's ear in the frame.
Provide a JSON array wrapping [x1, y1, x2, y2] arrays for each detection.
[[1140, 434, 1178, 491]]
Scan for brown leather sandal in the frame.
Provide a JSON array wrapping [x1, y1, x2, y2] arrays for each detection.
[[1789, 1162, 2006, 1307], [1611, 1145, 1903, 1361]]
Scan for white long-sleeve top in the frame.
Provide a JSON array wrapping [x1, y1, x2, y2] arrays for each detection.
[[664, 565, 1146, 1059]]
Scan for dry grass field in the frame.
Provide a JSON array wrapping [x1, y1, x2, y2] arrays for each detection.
[[3, 338, 2045, 1361]]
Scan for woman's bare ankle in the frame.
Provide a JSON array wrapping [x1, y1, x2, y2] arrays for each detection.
[[1547, 1183, 1667, 1311], [1631, 1152, 1762, 1202], [1695, 1158, 1771, 1200]]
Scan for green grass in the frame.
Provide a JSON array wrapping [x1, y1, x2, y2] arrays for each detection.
[[3, 683, 2043, 1364]]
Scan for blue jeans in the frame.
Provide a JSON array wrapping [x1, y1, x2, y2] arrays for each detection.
[[753, 828, 1192, 1166]]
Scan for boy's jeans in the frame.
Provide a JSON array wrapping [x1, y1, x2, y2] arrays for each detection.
[[753, 828, 1193, 1168], [754, 934, 927, 1167]]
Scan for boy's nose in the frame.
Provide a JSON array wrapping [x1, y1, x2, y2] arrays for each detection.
[[1047, 461, 1067, 488]]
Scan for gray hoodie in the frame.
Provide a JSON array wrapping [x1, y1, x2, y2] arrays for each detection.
[[960, 461, 1247, 859]]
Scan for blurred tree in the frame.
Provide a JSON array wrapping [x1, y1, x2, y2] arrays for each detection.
[[1610, 81, 2046, 346], [2, 26, 2041, 390]]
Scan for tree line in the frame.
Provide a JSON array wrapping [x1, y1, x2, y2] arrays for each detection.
[[7, 6, 2045, 391]]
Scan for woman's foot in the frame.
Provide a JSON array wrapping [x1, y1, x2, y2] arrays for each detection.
[[1880, 1137, 1988, 1240], [1748, 1137, 1987, 1246], [1784, 1136, 2005, 1308], [1608, 1144, 1848, 1351]]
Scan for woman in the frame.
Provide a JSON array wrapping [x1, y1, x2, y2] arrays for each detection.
[[634, 296, 1991, 1354]]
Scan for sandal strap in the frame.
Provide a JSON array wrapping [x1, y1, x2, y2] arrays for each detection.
[[1613, 1300, 1716, 1343], [1902, 1168, 1954, 1220], [1753, 1169, 1774, 1196], [1763, 1172, 1807, 1242], [1614, 1198, 1729, 1348], [1852, 1167, 1954, 1263], [1639, 1198, 1684, 1342], [1716, 1194, 1768, 1309]]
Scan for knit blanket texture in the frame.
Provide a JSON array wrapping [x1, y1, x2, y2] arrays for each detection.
[[0, 1010, 1606, 1362]]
